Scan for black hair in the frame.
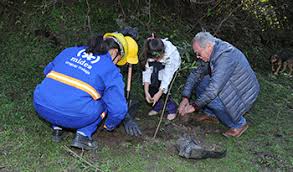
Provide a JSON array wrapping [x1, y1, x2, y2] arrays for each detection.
[[140, 38, 165, 70], [86, 35, 121, 55], [86, 35, 108, 55], [147, 39, 164, 57], [104, 38, 121, 54]]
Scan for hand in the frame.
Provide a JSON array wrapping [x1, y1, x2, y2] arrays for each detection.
[[123, 118, 142, 137], [182, 104, 195, 115], [152, 90, 163, 106], [178, 98, 189, 115], [145, 92, 153, 104], [181, 103, 200, 116]]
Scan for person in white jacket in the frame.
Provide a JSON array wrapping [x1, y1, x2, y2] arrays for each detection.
[[142, 34, 181, 120]]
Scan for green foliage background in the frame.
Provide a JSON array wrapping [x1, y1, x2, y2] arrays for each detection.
[[0, 0, 292, 171]]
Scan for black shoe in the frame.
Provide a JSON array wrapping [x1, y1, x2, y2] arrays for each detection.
[[71, 133, 98, 150], [52, 129, 63, 143]]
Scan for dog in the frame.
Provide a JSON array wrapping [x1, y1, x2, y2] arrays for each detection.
[[270, 49, 293, 76]]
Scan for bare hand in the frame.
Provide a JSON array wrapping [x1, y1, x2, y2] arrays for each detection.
[[152, 90, 163, 106], [178, 98, 189, 115], [181, 104, 195, 116], [145, 92, 153, 104]]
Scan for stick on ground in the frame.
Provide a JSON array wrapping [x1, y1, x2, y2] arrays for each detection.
[[153, 69, 179, 139]]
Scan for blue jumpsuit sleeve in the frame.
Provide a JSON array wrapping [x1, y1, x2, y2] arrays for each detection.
[[43, 62, 54, 75], [102, 71, 128, 131]]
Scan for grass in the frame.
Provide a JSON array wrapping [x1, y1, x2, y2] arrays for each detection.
[[0, 1, 292, 172]]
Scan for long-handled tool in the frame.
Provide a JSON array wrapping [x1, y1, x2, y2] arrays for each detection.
[[123, 63, 142, 136], [126, 64, 132, 100]]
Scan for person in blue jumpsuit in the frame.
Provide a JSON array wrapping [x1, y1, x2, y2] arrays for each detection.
[[33, 32, 139, 150]]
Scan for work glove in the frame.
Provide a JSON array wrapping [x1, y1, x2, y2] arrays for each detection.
[[123, 117, 142, 137], [123, 99, 142, 137]]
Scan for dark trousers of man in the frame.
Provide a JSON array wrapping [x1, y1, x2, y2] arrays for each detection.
[[195, 75, 246, 128]]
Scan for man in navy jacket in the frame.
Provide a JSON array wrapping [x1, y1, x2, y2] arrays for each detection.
[[178, 32, 260, 137]]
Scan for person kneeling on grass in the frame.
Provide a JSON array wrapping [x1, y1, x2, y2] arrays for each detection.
[[178, 32, 260, 137], [142, 33, 181, 120], [33, 32, 139, 150]]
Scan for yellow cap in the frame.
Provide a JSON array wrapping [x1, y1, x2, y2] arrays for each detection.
[[117, 36, 138, 66], [104, 33, 138, 66], [104, 32, 128, 60]]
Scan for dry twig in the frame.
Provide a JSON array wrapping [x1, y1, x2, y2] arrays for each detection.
[[63, 146, 103, 172], [85, 0, 92, 34], [118, 0, 127, 19], [147, 0, 152, 26], [214, 2, 243, 35]]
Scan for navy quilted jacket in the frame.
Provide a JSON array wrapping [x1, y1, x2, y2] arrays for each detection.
[[182, 39, 260, 122]]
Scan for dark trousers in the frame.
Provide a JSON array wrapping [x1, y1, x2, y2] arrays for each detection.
[[195, 76, 246, 128], [149, 86, 177, 114]]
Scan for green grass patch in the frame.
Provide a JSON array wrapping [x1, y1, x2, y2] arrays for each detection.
[[0, 1, 292, 171]]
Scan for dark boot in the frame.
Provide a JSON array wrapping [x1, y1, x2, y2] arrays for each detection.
[[71, 133, 98, 150], [52, 129, 64, 143]]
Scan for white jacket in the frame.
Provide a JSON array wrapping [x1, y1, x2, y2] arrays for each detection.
[[142, 39, 181, 93]]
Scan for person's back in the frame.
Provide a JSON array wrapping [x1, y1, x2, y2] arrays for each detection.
[[210, 39, 259, 116], [33, 33, 138, 150], [34, 46, 123, 117]]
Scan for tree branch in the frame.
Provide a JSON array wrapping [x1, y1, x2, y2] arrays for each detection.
[[189, 0, 215, 4], [214, 3, 243, 35], [118, 0, 127, 19], [85, 0, 92, 34], [147, 0, 152, 26], [63, 146, 103, 172]]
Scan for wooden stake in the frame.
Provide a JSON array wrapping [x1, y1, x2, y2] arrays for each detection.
[[126, 64, 133, 100]]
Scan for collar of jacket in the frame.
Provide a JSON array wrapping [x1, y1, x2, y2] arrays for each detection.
[[147, 56, 167, 64], [209, 39, 219, 64], [209, 39, 234, 64]]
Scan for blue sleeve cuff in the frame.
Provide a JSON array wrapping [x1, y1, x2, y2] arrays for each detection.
[[43, 62, 54, 75]]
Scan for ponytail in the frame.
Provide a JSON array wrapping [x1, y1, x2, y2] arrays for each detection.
[[140, 39, 151, 70], [86, 35, 108, 55]]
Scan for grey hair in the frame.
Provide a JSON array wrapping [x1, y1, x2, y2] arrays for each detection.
[[192, 32, 215, 48]]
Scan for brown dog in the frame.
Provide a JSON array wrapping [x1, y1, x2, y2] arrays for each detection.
[[271, 49, 293, 76]]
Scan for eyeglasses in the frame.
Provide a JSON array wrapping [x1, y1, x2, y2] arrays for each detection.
[[194, 50, 201, 58]]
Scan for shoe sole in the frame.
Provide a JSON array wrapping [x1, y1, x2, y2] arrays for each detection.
[[148, 114, 159, 116], [71, 142, 98, 150], [167, 114, 177, 120], [148, 112, 159, 116], [223, 125, 249, 138]]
